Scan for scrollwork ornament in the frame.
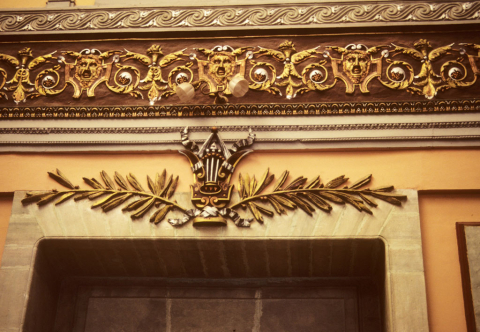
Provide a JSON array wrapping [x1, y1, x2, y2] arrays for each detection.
[[391, 39, 454, 99], [123, 45, 189, 104], [248, 60, 281, 95], [35, 66, 66, 96], [2, 3, 480, 33], [0, 47, 59, 103], [105, 63, 142, 99], [459, 43, 480, 75], [255, 41, 319, 99], [0, 69, 7, 100], [296, 61, 336, 96], [439, 61, 476, 91], [378, 59, 415, 90]]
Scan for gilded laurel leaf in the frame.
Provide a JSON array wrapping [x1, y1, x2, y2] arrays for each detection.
[[238, 173, 245, 199], [273, 170, 289, 191], [254, 203, 274, 217], [274, 195, 296, 209], [305, 176, 320, 189], [160, 175, 173, 198], [48, 170, 75, 189], [359, 193, 378, 207], [126, 173, 145, 191], [122, 197, 151, 211], [150, 204, 172, 224], [101, 171, 116, 190], [74, 191, 94, 201], [157, 170, 167, 190], [37, 193, 61, 206], [318, 192, 345, 204], [371, 185, 394, 192], [83, 177, 104, 189], [250, 175, 257, 197], [22, 192, 53, 205], [55, 192, 76, 205], [284, 177, 307, 190], [131, 198, 156, 219], [91, 192, 122, 209], [243, 173, 251, 198], [147, 175, 158, 195], [88, 192, 107, 199], [368, 192, 406, 206], [326, 175, 348, 188], [349, 174, 372, 189], [248, 202, 263, 223], [167, 176, 179, 199], [303, 193, 331, 212], [288, 195, 314, 216], [254, 168, 272, 195], [267, 197, 285, 214], [114, 172, 129, 191], [102, 193, 133, 212]]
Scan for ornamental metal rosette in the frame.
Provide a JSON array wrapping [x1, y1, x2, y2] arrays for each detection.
[[1, 2, 480, 33], [22, 127, 407, 227]]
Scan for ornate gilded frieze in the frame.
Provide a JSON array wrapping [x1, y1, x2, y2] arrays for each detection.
[[1, 2, 479, 33], [23, 127, 406, 227], [0, 40, 479, 107]]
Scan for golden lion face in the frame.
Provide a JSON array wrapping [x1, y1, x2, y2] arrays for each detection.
[[208, 53, 235, 85], [74, 55, 103, 88], [343, 51, 370, 84]]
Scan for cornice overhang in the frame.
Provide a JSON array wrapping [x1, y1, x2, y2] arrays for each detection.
[[0, 0, 479, 35]]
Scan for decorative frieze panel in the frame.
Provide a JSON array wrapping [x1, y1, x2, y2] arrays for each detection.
[[0, 39, 479, 108], [0, 1, 479, 34]]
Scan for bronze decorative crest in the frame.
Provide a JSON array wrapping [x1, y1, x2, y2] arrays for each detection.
[[23, 128, 407, 227]]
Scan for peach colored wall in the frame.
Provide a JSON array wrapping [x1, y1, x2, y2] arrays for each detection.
[[0, 0, 94, 8], [419, 194, 480, 332], [1, 149, 480, 331], [0, 197, 13, 266], [0, 149, 479, 193]]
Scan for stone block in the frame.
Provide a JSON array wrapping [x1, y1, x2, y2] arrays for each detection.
[[0, 268, 30, 330], [390, 272, 429, 332], [0, 245, 35, 269], [4, 217, 43, 247], [54, 201, 90, 237], [332, 205, 366, 236], [312, 205, 345, 237], [357, 204, 394, 236], [388, 244, 424, 273], [380, 212, 421, 240], [32, 204, 66, 237]]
